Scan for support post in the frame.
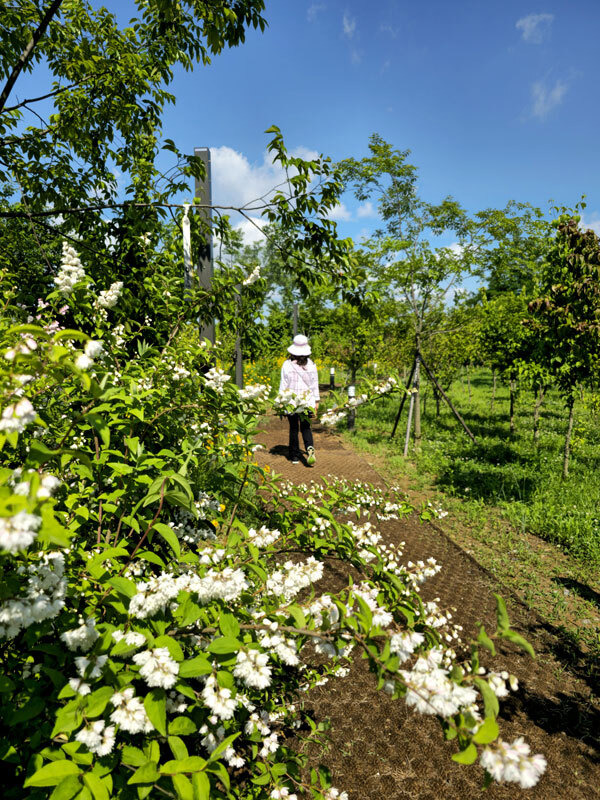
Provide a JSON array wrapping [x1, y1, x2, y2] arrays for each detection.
[[329, 367, 335, 390], [194, 147, 215, 344], [390, 356, 417, 439], [347, 385, 356, 430], [419, 352, 477, 444], [403, 390, 415, 457]]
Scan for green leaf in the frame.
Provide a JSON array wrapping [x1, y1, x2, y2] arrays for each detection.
[[153, 522, 181, 558], [207, 733, 240, 763], [476, 625, 496, 656], [0, 676, 15, 693], [24, 760, 81, 788], [86, 413, 110, 447], [168, 717, 197, 736], [127, 762, 160, 785], [144, 689, 167, 736], [473, 678, 500, 719], [49, 775, 82, 800], [83, 773, 110, 800], [493, 594, 510, 633], [160, 757, 207, 774], [219, 613, 240, 639], [122, 746, 147, 767], [178, 655, 211, 678], [172, 774, 194, 800], [108, 576, 137, 599], [168, 737, 188, 760], [192, 772, 210, 800], [472, 717, 499, 745], [452, 743, 478, 764], [207, 637, 241, 656], [500, 629, 535, 659], [85, 686, 114, 718]]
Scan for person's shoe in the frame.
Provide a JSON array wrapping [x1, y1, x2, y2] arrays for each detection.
[[291, 458, 300, 464], [306, 446, 316, 466]]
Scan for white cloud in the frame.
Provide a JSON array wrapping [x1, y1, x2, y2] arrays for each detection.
[[327, 203, 352, 222], [356, 201, 375, 219], [342, 12, 356, 38], [531, 78, 567, 118], [210, 144, 319, 209], [307, 3, 326, 22], [380, 23, 399, 38], [516, 13, 554, 44], [351, 48, 362, 64], [580, 213, 600, 237], [233, 217, 268, 245]]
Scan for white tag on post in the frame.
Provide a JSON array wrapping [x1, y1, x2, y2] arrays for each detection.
[[182, 203, 192, 290]]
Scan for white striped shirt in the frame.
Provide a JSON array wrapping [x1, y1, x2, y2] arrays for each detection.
[[279, 358, 320, 405]]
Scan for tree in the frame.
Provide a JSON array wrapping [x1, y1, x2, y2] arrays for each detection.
[[529, 213, 600, 477], [318, 302, 384, 384], [340, 135, 475, 449]]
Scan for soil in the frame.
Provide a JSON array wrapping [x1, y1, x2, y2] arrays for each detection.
[[254, 415, 600, 800]]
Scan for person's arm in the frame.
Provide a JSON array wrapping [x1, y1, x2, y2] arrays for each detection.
[[279, 360, 289, 394], [310, 362, 320, 410]]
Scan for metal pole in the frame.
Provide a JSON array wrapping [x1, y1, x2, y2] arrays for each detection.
[[347, 384, 356, 430], [329, 367, 335, 390], [403, 391, 415, 457], [292, 302, 298, 336], [233, 286, 243, 388], [194, 147, 215, 344]]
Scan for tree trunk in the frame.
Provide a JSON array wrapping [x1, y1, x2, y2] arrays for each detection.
[[413, 359, 421, 450], [435, 387, 441, 417], [491, 369, 496, 412], [563, 398, 575, 479], [467, 363, 471, 403], [403, 391, 415, 457], [351, 366, 357, 385], [533, 386, 545, 444], [509, 380, 516, 434]]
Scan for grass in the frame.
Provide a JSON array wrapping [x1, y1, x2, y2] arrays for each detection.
[[338, 367, 600, 664]]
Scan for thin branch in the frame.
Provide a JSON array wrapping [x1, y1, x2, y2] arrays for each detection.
[[0, 0, 66, 115]]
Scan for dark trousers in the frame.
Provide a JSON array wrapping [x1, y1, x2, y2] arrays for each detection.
[[287, 413, 314, 460]]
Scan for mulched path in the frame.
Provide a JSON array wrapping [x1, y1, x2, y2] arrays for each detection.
[[254, 415, 600, 800]]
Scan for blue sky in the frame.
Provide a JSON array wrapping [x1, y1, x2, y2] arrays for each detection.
[[157, 0, 600, 245], [9, 1, 600, 246]]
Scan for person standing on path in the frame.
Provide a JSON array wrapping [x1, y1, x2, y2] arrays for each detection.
[[280, 335, 319, 465]]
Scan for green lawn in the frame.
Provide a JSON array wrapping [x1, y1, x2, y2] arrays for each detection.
[[345, 367, 600, 565]]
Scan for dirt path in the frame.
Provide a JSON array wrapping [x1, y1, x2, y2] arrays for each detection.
[[254, 416, 600, 800]]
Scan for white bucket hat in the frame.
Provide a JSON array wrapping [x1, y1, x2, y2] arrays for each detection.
[[287, 334, 311, 356]]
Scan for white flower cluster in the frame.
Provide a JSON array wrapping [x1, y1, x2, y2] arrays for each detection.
[[234, 649, 272, 689], [346, 520, 382, 561], [202, 674, 237, 720], [259, 629, 300, 666], [203, 367, 230, 394], [398, 647, 478, 717], [200, 722, 245, 767], [320, 376, 400, 427], [133, 647, 179, 688], [112, 629, 146, 648], [129, 567, 249, 618], [110, 687, 154, 733], [242, 264, 261, 285], [265, 557, 324, 601], [61, 617, 99, 652], [0, 510, 42, 553], [272, 388, 314, 417], [0, 552, 66, 638], [75, 654, 107, 678], [238, 383, 270, 403], [97, 281, 124, 309], [55, 242, 86, 295], [389, 630, 425, 662], [75, 720, 115, 756], [480, 737, 547, 788], [247, 525, 280, 548], [0, 398, 36, 434], [75, 339, 104, 370], [4, 333, 38, 361], [271, 789, 297, 800], [352, 583, 393, 628], [319, 410, 347, 427]]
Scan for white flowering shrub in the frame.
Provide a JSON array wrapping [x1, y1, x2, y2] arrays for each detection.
[[0, 254, 547, 800], [320, 376, 402, 427]]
